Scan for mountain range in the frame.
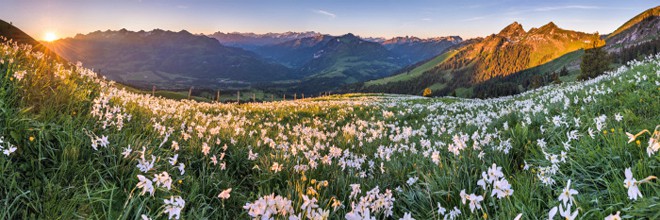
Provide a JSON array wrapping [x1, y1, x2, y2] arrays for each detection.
[[2, 5, 659, 97], [356, 6, 660, 97]]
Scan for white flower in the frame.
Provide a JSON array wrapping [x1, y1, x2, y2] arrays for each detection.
[[523, 161, 530, 170], [163, 196, 185, 219], [406, 176, 418, 186], [169, 154, 178, 165], [121, 146, 132, 158], [491, 178, 514, 199], [559, 204, 578, 220], [349, 184, 361, 199], [136, 175, 154, 196], [487, 163, 504, 182], [514, 213, 522, 220], [468, 194, 483, 213], [548, 206, 558, 220], [218, 188, 232, 200], [400, 212, 414, 220], [202, 142, 210, 156], [3, 145, 16, 156], [178, 163, 185, 175], [623, 168, 641, 200], [558, 179, 578, 206], [437, 203, 446, 216], [153, 171, 172, 190], [447, 206, 461, 220], [614, 113, 623, 122], [137, 155, 156, 173], [271, 162, 283, 173], [604, 211, 621, 220], [13, 70, 26, 81], [248, 149, 258, 160]]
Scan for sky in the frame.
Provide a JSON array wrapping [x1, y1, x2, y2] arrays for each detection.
[[1, 0, 658, 41]]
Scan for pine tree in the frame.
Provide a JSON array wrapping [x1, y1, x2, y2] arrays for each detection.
[[580, 46, 611, 80]]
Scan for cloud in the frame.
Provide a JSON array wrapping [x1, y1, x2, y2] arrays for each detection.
[[462, 16, 485, 22], [421, 18, 432, 21], [534, 5, 600, 12], [313, 9, 336, 19], [177, 5, 188, 9]]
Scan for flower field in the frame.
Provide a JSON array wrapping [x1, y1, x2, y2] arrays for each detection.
[[0, 38, 659, 219]]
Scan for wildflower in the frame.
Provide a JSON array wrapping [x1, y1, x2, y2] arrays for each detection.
[[487, 163, 504, 182], [559, 204, 578, 220], [514, 213, 522, 220], [218, 188, 232, 200], [523, 161, 530, 170], [29, 136, 35, 142], [137, 155, 156, 173], [141, 214, 152, 220], [491, 178, 514, 198], [468, 194, 484, 212], [604, 211, 621, 220], [407, 176, 418, 186], [121, 146, 132, 158], [625, 132, 636, 143], [447, 206, 461, 220], [558, 179, 578, 206], [211, 155, 218, 165], [153, 171, 173, 190], [349, 184, 361, 199], [400, 212, 414, 220], [178, 163, 185, 175], [136, 175, 154, 196], [271, 162, 283, 173], [614, 113, 623, 122], [548, 206, 558, 220], [171, 141, 179, 151], [248, 149, 258, 160], [163, 196, 185, 219], [437, 203, 446, 216], [169, 154, 178, 165], [13, 70, 26, 81], [202, 142, 210, 156], [623, 167, 656, 200]]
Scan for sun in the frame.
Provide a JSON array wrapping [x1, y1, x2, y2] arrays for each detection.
[[44, 32, 58, 42]]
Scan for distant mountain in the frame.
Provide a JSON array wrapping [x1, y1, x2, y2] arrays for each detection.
[[50, 29, 295, 90], [382, 36, 462, 65], [290, 33, 404, 93], [207, 31, 322, 50], [358, 21, 603, 96], [254, 34, 334, 68], [606, 6, 660, 49]]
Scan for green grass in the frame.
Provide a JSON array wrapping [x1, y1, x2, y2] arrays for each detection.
[[365, 50, 458, 86], [0, 39, 659, 220]]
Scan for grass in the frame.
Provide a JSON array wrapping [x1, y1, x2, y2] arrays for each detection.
[[0, 39, 659, 220], [364, 50, 458, 86]]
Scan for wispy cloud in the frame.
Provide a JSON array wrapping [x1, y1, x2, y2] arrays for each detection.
[[534, 5, 600, 12], [462, 16, 485, 22], [313, 9, 336, 19], [176, 5, 188, 9], [421, 18, 432, 21]]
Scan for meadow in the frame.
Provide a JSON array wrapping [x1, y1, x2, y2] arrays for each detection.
[[0, 37, 658, 219]]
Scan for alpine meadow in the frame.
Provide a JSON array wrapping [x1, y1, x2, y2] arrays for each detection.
[[0, 1, 659, 220]]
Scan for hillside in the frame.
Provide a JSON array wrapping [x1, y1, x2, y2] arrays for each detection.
[[254, 34, 334, 68], [0, 20, 64, 62], [1, 38, 658, 219], [290, 33, 405, 93], [382, 36, 462, 65], [358, 22, 603, 96], [49, 29, 295, 90], [606, 6, 660, 50]]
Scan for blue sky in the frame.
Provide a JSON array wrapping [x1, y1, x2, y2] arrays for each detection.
[[1, 0, 658, 41]]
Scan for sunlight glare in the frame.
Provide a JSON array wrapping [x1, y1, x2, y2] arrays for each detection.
[[44, 32, 58, 42]]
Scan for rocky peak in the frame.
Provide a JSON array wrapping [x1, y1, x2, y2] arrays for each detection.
[[498, 22, 526, 40]]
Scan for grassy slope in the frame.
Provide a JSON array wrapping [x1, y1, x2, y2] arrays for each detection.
[[364, 50, 458, 86], [0, 39, 659, 220]]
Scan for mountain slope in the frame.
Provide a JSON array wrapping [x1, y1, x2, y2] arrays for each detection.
[[254, 34, 334, 68], [381, 36, 462, 65], [290, 34, 404, 93], [357, 22, 603, 96], [606, 6, 660, 49], [49, 29, 295, 89]]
